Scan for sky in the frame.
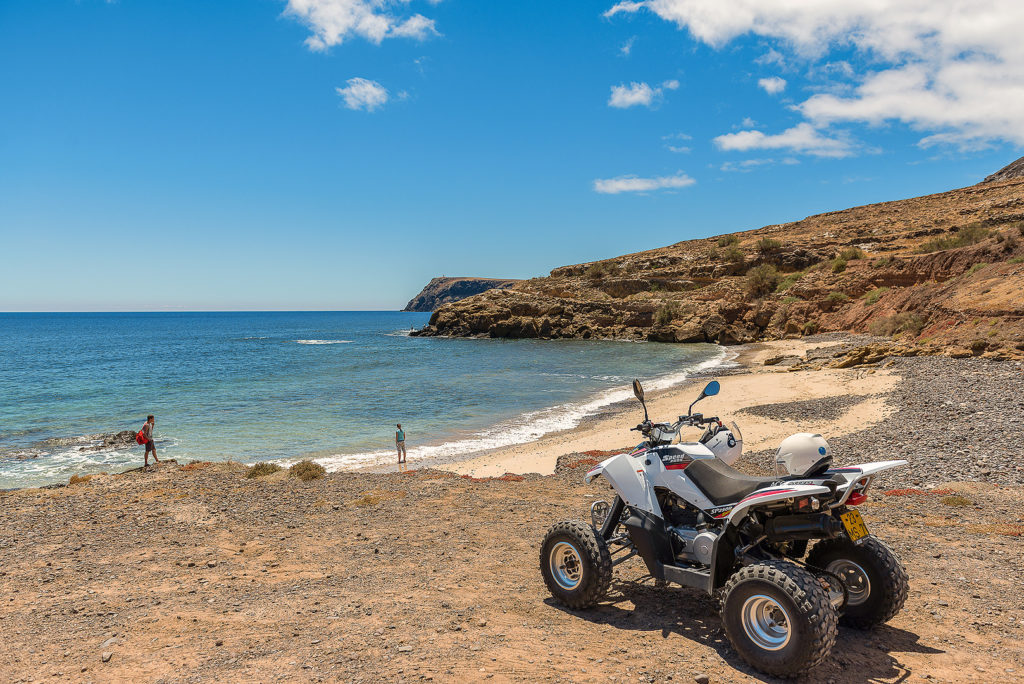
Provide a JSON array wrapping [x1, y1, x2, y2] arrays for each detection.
[[2, 0, 1023, 311]]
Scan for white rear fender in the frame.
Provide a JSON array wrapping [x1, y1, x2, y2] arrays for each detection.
[[829, 459, 907, 504], [724, 483, 831, 525]]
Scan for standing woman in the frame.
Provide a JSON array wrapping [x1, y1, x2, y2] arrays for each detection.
[[143, 415, 159, 466], [395, 423, 406, 464]]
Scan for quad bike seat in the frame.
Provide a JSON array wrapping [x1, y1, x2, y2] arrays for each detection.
[[685, 458, 780, 506]]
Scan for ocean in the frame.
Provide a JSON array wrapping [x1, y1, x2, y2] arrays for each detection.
[[0, 312, 724, 488]]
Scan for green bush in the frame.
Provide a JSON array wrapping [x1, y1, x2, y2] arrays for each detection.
[[872, 256, 897, 268], [246, 462, 283, 479], [802, 321, 819, 335], [916, 223, 991, 253], [838, 246, 866, 261], [831, 257, 848, 273], [826, 291, 850, 304], [863, 287, 890, 305], [775, 271, 805, 293], [746, 264, 780, 297], [781, 296, 800, 305], [289, 460, 326, 481], [717, 234, 739, 247], [722, 245, 745, 263], [1010, 256, 1024, 264], [970, 339, 988, 355], [964, 263, 987, 277], [756, 237, 783, 254], [654, 301, 679, 326], [869, 313, 926, 338]]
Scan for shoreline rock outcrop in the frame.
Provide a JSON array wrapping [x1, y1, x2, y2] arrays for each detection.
[[402, 277, 522, 312]]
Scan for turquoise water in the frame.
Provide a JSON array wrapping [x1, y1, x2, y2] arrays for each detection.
[[0, 312, 723, 488]]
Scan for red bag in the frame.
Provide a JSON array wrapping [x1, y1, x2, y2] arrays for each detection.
[[136, 429, 146, 445]]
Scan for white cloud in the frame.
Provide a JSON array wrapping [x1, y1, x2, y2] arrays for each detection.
[[336, 77, 389, 111], [284, 0, 439, 51], [714, 123, 853, 158], [663, 132, 692, 153], [608, 79, 678, 108], [620, 36, 636, 55], [593, 172, 696, 194], [605, 0, 1024, 147], [757, 76, 786, 94], [720, 158, 774, 172]]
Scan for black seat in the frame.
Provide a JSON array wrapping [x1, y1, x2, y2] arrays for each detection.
[[685, 458, 779, 506]]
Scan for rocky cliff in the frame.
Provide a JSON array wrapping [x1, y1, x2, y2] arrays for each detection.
[[403, 277, 522, 312], [413, 178, 1024, 358], [983, 156, 1024, 184]]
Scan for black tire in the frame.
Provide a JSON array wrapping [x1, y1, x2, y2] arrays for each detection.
[[721, 560, 838, 678], [539, 520, 612, 609], [806, 535, 908, 629]]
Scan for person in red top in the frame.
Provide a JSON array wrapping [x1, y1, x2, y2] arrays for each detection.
[[142, 415, 160, 466]]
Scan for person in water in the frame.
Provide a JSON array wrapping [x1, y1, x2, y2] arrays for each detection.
[[143, 415, 159, 466], [396, 423, 407, 464]]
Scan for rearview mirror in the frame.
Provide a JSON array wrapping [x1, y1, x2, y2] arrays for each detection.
[[632, 379, 645, 402], [701, 380, 720, 398]]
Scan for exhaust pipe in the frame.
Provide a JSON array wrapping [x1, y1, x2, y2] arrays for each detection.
[[764, 513, 843, 541]]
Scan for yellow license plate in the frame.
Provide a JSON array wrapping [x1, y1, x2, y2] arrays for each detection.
[[841, 509, 869, 542]]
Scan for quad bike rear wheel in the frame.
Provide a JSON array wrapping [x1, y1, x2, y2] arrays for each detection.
[[539, 520, 612, 609], [807, 535, 908, 629], [721, 560, 838, 678]]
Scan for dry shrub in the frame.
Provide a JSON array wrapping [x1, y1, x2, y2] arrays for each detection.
[[745, 264, 779, 297], [69, 474, 94, 485], [916, 223, 990, 253], [654, 301, 679, 326], [181, 461, 211, 472], [869, 312, 925, 337], [826, 291, 850, 304], [288, 460, 326, 481], [722, 245, 745, 263], [883, 488, 930, 496], [838, 246, 866, 261], [246, 462, 283, 479], [717, 234, 739, 247], [775, 271, 804, 292], [756, 237, 783, 254], [972, 523, 1024, 537], [863, 287, 889, 305], [940, 495, 973, 507]]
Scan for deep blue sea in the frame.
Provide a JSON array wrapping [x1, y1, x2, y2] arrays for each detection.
[[0, 312, 724, 488]]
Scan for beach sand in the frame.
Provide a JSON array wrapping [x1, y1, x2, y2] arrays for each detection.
[[444, 338, 899, 478]]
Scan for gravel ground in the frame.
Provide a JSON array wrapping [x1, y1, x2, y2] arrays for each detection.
[[739, 354, 1024, 489], [737, 395, 869, 423]]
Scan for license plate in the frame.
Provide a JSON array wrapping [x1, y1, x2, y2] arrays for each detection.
[[841, 509, 869, 542]]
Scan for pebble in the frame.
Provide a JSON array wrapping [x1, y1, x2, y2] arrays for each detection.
[[694, 675, 710, 684], [100, 652, 112, 663]]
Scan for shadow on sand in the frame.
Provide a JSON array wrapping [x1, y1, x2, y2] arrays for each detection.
[[547, 579, 942, 683]]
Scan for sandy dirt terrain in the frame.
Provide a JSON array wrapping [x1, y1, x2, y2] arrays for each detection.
[[0, 460, 1021, 684]]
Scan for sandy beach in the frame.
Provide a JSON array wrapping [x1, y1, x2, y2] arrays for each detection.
[[444, 337, 898, 478]]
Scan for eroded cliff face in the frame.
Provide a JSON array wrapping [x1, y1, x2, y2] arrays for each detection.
[[402, 277, 522, 312], [413, 178, 1024, 357]]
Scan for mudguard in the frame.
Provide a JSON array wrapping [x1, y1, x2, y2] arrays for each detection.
[[585, 452, 660, 516], [828, 459, 907, 504], [724, 483, 831, 524]]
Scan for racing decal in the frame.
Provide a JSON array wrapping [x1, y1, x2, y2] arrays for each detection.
[[828, 467, 863, 474], [738, 487, 797, 503], [708, 505, 733, 519]]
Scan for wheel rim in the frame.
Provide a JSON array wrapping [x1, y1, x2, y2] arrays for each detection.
[[549, 541, 584, 590], [740, 595, 792, 651], [826, 559, 871, 606]]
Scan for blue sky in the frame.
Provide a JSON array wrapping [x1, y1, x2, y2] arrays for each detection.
[[2, 0, 1022, 311]]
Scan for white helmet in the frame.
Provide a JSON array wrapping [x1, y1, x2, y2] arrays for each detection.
[[775, 433, 832, 476], [705, 422, 743, 465]]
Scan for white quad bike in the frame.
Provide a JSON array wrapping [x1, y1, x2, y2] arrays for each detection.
[[540, 379, 909, 678]]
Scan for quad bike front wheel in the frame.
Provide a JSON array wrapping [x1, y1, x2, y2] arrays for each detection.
[[806, 535, 908, 629], [721, 560, 838, 678], [539, 520, 612, 609]]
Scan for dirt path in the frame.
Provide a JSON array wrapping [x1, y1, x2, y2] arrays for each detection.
[[1, 462, 1021, 683]]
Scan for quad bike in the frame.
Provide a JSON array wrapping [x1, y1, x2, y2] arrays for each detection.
[[540, 379, 909, 677]]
